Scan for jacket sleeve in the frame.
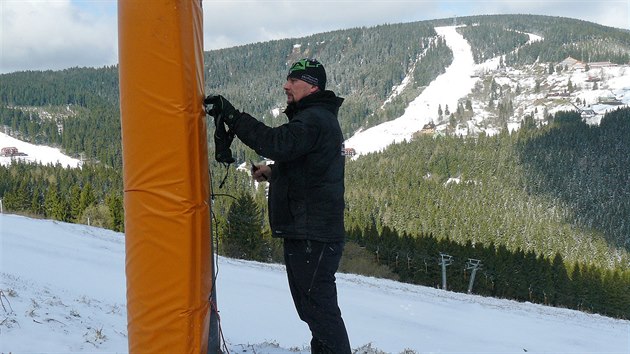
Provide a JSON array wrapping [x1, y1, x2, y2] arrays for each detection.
[[229, 111, 320, 162]]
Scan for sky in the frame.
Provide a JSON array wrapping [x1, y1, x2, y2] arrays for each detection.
[[2, 212, 629, 353], [1, 0, 629, 74]]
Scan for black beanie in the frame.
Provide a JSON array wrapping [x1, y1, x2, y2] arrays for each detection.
[[287, 58, 326, 90]]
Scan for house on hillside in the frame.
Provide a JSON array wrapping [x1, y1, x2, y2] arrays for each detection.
[[420, 121, 436, 134], [580, 109, 596, 119], [559, 57, 585, 70], [586, 75, 601, 82], [342, 147, 356, 157], [546, 90, 570, 98], [589, 61, 617, 69], [1, 147, 20, 157], [598, 96, 623, 105]]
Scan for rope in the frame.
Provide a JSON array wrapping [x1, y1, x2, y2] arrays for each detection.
[[211, 299, 230, 354], [208, 170, 235, 354]]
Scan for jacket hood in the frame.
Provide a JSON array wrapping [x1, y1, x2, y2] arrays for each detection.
[[284, 90, 344, 119]]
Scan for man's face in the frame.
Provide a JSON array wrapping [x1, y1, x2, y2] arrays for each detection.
[[283, 78, 318, 104]]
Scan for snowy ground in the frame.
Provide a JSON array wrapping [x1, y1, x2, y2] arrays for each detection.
[[1, 214, 629, 353]]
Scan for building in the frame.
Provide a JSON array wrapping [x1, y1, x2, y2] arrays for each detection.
[[420, 121, 436, 134], [558, 56, 584, 70], [343, 147, 356, 157], [588, 61, 617, 69], [1, 147, 19, 157], [580, 109, 596, 119]]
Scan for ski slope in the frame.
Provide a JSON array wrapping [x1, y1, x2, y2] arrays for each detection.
[[0, 131, 81, 168], [345, 26, 478, 156], [1, 214, 628, 353]]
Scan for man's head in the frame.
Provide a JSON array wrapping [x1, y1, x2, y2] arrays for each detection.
[[284, 58, 326, 104]]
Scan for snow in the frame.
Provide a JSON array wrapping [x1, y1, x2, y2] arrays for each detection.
[[1, 213, 629, 353], [0, 130, 81, 168], [526, 33, 543, 43]]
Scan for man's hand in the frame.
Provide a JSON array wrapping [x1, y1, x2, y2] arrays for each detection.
[[251, 162, 271, 182], [204, 95, 239, 126]]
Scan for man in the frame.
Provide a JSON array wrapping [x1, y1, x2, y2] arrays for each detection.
[[205, 58, 351, 353]]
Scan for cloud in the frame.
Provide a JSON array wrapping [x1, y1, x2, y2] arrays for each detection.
[[0, 0, 118, 73], [0, 0, 627, 73], [467, 0, 629, 29], [201, 0, 629, 51], [202, 0, 442, 50]]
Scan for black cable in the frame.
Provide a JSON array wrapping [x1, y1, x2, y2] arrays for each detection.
[[212, 193, 238, 201], [208, 168, 239, 354], [217, 163, 231, 189]]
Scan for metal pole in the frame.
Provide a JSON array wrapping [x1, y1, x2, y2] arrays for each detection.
[[468, 267, 478, 294], [441, 261, 447, 290], [208, 252, 220, 353], [439, 253, 453, 290], [208, 196, 220, 353], [466, 259, 482, 294]]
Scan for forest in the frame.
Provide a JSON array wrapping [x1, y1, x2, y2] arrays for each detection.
[[1, 14, 629, 319]]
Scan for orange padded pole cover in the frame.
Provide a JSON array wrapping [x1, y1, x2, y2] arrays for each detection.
[[118, 0, 211, 352]]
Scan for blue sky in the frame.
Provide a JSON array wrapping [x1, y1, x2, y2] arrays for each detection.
[[72, 0, 116, 17], [1, 0, 628, 73]]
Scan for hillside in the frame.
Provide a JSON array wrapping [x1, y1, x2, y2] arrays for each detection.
[[2, 214, 628, 353], [2, 15, 629, 166]]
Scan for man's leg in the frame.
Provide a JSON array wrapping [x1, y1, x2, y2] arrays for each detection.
[[284, 239, 351, 354]]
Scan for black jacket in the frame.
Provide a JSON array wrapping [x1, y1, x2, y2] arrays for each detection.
[[230, 90, 346, 242]]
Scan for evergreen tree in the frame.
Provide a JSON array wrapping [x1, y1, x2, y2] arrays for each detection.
[[222, 193, 265, 261], [551, 253, 572, 306], [69, 185, 82, 221], [79, 183, 96, 212], [106, 192, 125, 232]]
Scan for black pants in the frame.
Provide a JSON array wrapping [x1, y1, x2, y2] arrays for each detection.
[[283, 239, 351, 354]]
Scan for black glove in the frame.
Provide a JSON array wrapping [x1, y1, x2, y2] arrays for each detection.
[[213, 115, 236, 164], [204, 95, 239, 127], [204, 95, 237, 164]]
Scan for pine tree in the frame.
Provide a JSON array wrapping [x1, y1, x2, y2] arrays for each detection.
[[551, 253, 572, 306], [79, 183, 96, 212], [222, 193, 265, 261], [69, 185, 82, 221], [106, 192, 124, 232], [30, 183, 44, 215], [44, 185, 60, 219]]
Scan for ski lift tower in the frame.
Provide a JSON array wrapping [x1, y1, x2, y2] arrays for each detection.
[[466, 258, 483, 294], [439, 253, 453, 290]]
